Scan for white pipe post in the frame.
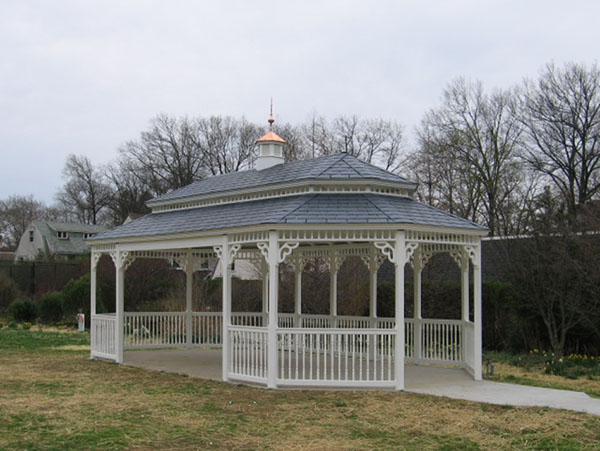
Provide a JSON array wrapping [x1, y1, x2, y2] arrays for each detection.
[[329, 248, 338, 327], [90, 252, 97, 357], [294, 266, 302, 327], [461, 249, 470, 365], [221, 237, 231, 382], [473, 242, 483, 380], [185, 252, 193, 349], [413, 250, 422, 362], [115, 252, 125, 364], [261, 261, 268, 316], [267, 231, 279, 388], [394, 231, 406, 391], [369, 245, 378, 328]]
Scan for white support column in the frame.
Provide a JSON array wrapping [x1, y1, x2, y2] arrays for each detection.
[[329, 248, 338, 327], [261, 261, 269, 315], [473, 242, 483, 380], [413, 250, 422, 362], [267, 231, 279, 388], [460, 249, 470, 365], [394, 231, 406, 391], [185, 252, 193, 349], [461, 250, 470, 322], [294, 266, 302, 327], [115, 252, 125, 364], [90, 252, 99, 357], [220, 237, 231, 382], [369, 246, 378, 324]]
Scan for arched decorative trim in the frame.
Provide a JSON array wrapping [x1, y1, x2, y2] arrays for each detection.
[[109, 251, 136, 271], [374, 241, 395, 264], [91, 252, 102, 270], [279, 242, 299, 264], [256, 242, 270, 262]]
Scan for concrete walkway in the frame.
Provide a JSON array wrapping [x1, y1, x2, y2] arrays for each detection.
[[124, 349, 600, 416]]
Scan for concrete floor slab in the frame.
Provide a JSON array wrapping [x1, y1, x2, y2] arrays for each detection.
[[124, 349, 600, 416]]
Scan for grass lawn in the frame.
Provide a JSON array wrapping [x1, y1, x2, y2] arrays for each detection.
[[487, 352, 600, 399], [1, 327, 600, 450]]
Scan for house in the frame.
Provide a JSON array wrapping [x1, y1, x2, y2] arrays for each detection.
[[14, 221, 108, 261]]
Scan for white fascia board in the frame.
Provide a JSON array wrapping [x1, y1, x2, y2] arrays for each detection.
[[88, 222, 487, 251], [146, 178, 418, 208]]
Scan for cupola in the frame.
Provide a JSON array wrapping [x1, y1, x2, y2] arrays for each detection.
[[255, 105, 286, 170]]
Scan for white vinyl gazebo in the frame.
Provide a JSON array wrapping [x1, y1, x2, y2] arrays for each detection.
[[88, 126, 487, 390]]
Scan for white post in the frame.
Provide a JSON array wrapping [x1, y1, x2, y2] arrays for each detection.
[[267, 231, 279, 388], [394, 231, 406, 391], [115, 252, 125, 364], [461, 249, 470, 365], [294, 266, 302, 327], [261, 261, 268, 315], [369, 246, 378, 327], [461, 250, 470, 322], [329, 248, 338, 327], [413, 249, 422, 362], [90, 252, 98, 357], [473, 242, 483, 380], [185, 252, 193, 349], [220, 237, 231, 382]]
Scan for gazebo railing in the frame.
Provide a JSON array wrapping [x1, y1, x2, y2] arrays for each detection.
[[91, 314, 117, 358], [229, 325, 268, 384], [116, 311, 463, 366], [275, 328, 396, 387]]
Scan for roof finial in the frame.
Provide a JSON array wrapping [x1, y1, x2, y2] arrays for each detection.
[[268, 97, 275, 131]]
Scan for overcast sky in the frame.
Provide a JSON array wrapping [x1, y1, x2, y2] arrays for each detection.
[[1, 0, 599, 204]]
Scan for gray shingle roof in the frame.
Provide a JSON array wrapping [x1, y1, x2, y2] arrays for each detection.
[[148, 153, 415, 205], [91, 194, 484, 241], [33, 221, 108, 255]]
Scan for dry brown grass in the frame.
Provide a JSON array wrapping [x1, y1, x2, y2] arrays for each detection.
[[1, 332, 600, 450]]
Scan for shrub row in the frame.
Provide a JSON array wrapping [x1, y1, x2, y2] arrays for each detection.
[[6, 274, 104, 325]]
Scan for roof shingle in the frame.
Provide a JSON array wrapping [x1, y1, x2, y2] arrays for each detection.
[[91, 194, 484, 241]]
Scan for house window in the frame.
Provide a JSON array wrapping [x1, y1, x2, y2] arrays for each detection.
[[29, 230, 34, 242], [84, 233, 95, 239], [57, 231, 69, 240]]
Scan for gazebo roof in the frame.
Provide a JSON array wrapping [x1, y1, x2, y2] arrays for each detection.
[[90, 152, 486, 243], [91, 193, 484, 241], [148, 153, 416, 206]]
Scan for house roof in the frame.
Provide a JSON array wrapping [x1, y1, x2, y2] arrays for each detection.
[[33, 221, 108, 255], [148, 153, 416, 205], [91, 193, 484, 241], [37, 221, 108, 234]]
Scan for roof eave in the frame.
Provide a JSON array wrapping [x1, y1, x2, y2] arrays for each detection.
[[88, 222, 487, 246], [146, 178, 418, 208]]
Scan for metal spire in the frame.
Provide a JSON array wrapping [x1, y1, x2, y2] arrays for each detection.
[[268, 98, 275, 131]]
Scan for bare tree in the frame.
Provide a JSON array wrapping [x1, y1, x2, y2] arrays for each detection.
[[519, 62, 600, 218], [120, 114, 205, 195], [195, 116, 262, 176], [105, 159, 152, 225], [56, 155, 113, 224], [504, 189, 600, 358], [413, 79, 523, 235], [0, 195, 51, 247], [409, 125, 480, 223]]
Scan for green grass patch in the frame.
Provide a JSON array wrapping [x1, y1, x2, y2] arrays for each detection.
[[0, 327, 88, 351]]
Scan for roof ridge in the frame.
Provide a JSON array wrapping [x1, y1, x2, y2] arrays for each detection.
[[314, 153, 348, 177], [279, 194, 318, 221], [361, 194, 394, 222], [338, 154, 363, 176]]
